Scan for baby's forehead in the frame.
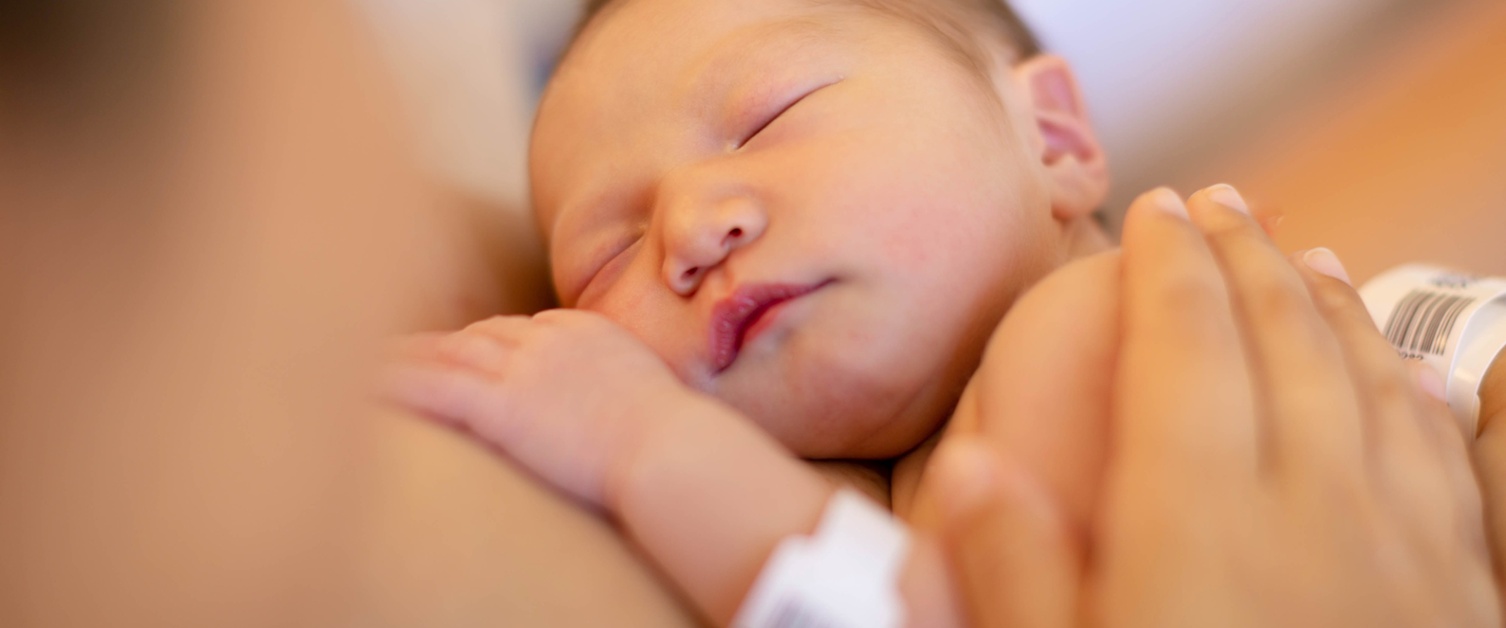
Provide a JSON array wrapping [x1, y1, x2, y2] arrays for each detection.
[[569, 0, 1017, 80], [530, 0, 1012, 237], [532, 3, 858, 223]]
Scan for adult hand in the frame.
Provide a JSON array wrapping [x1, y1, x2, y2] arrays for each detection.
[[1476, 353, 1506, 605], [928, 186, 1500, 627]]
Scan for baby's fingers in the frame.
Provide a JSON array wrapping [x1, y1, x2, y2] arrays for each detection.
[[382, 360, 513, 436], [381, 326, 524, 433], [383, 331, 449, 363]]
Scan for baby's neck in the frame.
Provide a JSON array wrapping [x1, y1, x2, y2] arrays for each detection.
[[1064, 215, 1116, 261]]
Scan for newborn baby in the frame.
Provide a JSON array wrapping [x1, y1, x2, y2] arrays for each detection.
[[390, 0, 1122, 624]]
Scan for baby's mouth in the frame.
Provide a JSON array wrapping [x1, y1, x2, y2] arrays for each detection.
[[709, 281, 831, 374]]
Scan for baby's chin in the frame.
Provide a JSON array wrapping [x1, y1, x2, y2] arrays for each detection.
[[715, 358, 959, 460]]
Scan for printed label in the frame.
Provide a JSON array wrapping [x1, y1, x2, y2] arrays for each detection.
[[1361, 265, 1506, 433]]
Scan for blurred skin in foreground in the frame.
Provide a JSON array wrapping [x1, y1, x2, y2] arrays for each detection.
[[0, 1, 696, 626], [4, 1, 1506, 627]]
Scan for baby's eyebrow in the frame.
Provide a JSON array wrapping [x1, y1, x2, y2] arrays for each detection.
[[675, 17, 840, 124]]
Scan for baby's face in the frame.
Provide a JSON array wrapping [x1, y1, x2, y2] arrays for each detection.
[[532, 0, 1069, 458]]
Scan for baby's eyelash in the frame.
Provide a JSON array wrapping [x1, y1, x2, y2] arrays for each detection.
[[581, 235, 644, 299], [739, 97, 802, 147], [737, 81, 838, 148]]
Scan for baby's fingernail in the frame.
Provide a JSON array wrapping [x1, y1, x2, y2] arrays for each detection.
[[379, 364, 435, 403], [439, 335, 506, 371], [1148, 188, 1187, 218], [379, 365, 472, 428], [1303, 248, 1352, 286], [1411, 361, 1448, 403], [1207, 184, 1249, 214]]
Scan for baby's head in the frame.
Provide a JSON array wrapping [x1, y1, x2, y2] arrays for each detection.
[[530, 0, 1110, 459]]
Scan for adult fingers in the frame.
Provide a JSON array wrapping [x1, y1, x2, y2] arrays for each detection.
[[1185, 185, 1364, 486], [929, 438, 1079, 628], [1290, 256, 1462, 519], [1118, 188, 1257, 492], [1477, 426, 1506, 606], [1472, 365, 1506, 601], [1423, 381, 1491, 559]]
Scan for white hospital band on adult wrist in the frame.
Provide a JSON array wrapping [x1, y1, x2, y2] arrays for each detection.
[[1360, 264, 1506, 436], [732, 489, 910, 628]]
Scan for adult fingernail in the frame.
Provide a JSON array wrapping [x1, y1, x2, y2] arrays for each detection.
[[1259, 211, 1286, 236], [1207, 184, 1249, 214], [1303, 248, 1352, 286], [1148, 187, 1187, 218], [1411, 361, 1448, 403]]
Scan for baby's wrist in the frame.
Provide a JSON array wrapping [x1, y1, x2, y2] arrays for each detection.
[[602, 388, 699, 509]]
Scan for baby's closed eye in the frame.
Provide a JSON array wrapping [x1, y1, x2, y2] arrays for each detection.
[[734, 80, 840, 150]]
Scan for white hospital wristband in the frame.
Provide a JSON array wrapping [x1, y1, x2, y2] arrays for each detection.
[[732, 489, 911, 628], [1360, 264, 1506, 436]]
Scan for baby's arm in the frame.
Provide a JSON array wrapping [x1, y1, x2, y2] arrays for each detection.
[[385, 310, 961, 627]]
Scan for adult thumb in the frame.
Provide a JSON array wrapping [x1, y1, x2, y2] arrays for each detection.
[[928, 438, 1081, 628]]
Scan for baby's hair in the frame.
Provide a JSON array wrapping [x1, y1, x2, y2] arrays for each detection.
[[574, 0, 1044, 70]]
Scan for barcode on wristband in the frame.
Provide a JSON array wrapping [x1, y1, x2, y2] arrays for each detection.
[[1382, 289, 1477, 359]]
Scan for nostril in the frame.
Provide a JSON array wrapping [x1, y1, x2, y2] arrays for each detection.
[[729, 227, 744, 239], [682, 267, 701, 282]]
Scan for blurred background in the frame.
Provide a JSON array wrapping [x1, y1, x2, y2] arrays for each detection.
[[360, 0, 1506, 303]]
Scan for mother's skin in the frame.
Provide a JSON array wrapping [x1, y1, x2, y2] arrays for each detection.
[[0, 1, 693, 625]]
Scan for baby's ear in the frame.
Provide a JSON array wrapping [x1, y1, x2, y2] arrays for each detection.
[[1012, 55, 1109, 223]]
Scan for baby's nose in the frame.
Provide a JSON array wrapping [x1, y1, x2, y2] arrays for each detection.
[[662, 198, 767, 296]]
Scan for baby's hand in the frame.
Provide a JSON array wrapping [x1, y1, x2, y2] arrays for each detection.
[[384, 310, 694, 508]]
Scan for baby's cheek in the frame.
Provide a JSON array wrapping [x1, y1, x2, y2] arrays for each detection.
[[879, 235, 933, 268], [587, 277, 702, 385]]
